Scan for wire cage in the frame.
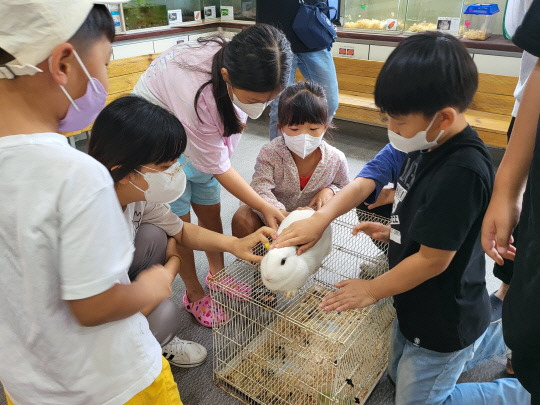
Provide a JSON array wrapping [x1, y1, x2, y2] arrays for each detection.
[[212, 209, 396, 405]]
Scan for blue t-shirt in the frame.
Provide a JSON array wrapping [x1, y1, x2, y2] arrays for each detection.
[[356, 143, 406, 203]]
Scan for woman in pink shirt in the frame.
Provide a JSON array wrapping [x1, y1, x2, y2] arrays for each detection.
[[133, 24, 292, 327]]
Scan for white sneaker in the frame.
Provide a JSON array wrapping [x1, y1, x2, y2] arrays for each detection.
[[162, 336, 207, 368]]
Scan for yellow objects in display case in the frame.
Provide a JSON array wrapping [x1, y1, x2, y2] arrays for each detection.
[[404, 0, 465, 34], [462, 3, 500, 40], [219, 0, 256, 21], [343, 0, 406, 33]]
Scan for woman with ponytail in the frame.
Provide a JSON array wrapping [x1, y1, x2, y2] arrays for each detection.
[[132, 24, 292, 327]]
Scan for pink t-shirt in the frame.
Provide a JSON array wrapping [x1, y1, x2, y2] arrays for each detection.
[[132, 41, 247, 175]]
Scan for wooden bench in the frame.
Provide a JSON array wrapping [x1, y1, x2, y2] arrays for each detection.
[[311, 57, 517, 149], [66, 54, 516, 149], [61, 53, 158, 141]]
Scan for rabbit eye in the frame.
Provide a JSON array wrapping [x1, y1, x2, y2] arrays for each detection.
[[281, 258, 286, 265]]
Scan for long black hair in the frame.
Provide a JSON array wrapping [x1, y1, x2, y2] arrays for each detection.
[[89, 96, 187, 182], [374, 31, 478, 118], [277, 81, 329, 128], [194, 24, 292, 137]]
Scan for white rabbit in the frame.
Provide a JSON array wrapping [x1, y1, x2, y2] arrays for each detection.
[[260, 209, 332, 298]]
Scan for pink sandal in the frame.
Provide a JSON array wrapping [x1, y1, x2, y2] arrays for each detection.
[[206, 272, 251, 302], [182, 291, 229, 328]]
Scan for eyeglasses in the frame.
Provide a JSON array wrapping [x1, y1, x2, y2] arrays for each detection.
[[139, 155, 189, 178]]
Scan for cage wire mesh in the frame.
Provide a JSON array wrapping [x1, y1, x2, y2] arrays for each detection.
[[212, 209, 396, 404]]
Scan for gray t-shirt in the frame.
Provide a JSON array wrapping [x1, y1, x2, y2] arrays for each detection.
[[123, 201, 183, 241]]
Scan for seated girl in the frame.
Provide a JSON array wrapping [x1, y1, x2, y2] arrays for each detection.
[[232, 81, 350, 237], [88, 96, 272, 366]]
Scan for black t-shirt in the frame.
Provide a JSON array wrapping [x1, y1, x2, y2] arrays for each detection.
[[256, 0, 327, 54], [512, 0, 540, 58], [503, 0, 540, 382], [389, 126, 494, 353]]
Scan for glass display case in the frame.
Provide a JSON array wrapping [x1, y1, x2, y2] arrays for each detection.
[[462, 3, 500, 40], [220, 0, 256, 21], [122, 0, 169, 30], [343, 0, 406, 33], [404, 0, 464, 34], [203, 0, 221, 20], [166, 0, 203, 24]]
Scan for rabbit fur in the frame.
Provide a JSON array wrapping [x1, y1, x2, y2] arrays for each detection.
[[260, 209, 332, 298]]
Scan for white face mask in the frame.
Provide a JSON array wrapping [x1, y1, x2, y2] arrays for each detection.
[[130, 161, 187, 204], [388, 114, 445, 153], [282, 131, 324, 159], [227, 83, 269, 119]]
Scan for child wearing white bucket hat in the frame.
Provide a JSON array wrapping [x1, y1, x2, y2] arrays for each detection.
[[0, 1, 183, 404]]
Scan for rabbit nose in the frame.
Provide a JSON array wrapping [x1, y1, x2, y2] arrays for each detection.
[[265, 276, 272, 282]]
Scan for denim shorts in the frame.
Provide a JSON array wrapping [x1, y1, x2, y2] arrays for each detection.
[[169, 154, 221, 217]]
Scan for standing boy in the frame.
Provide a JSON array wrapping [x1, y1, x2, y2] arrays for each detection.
[[274, 32, 530, 404], [0, 1, 181, 403]]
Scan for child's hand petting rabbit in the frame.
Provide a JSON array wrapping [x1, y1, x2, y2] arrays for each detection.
[[261, 209, 332, 298], [232, 226, 276, 263]]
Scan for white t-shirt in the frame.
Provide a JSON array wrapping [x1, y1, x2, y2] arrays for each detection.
[[506, 0, 537, 117], [0, 133, 162, 405], [512, 51, 538, 117], [123, 201, 183, 241]]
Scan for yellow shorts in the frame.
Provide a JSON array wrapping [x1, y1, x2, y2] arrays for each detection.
[[125, 356, 182, 405], [5, 357, 181, 405]]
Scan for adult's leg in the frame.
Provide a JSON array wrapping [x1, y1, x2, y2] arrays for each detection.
[[128, 223, 182, 347], [268, 53, 298, 140], [296, 49, 339, 121], [231, 205, 264, 238]]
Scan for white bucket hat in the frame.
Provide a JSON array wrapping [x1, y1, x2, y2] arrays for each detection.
[[0, 0, 129, 79]]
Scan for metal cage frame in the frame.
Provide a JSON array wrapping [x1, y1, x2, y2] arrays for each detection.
[[212, 209, 396, 404]]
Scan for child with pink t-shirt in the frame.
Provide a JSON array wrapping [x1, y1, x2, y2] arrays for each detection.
[[133, 25, 292, 326]]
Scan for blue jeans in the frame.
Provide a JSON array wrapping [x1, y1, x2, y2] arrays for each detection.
[[389, 319, 530, 405], [268, 49, 339, 140]]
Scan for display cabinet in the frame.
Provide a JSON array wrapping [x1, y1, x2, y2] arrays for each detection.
[[203, 0, 221, 20], [462, 3, 500, 40], [343, 0, 406, 33], [122, 0, 169, 30], [220, 0, 256, 21], [404, 0, 464, 34], [166, 0, 203, 24]]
